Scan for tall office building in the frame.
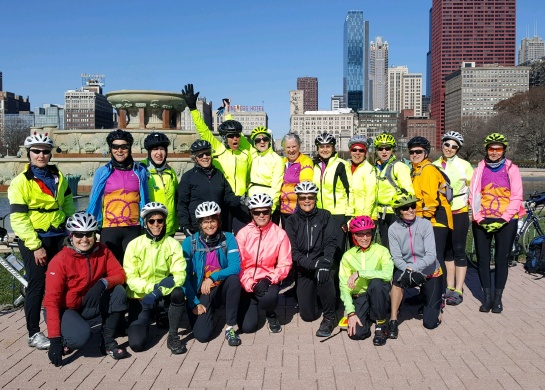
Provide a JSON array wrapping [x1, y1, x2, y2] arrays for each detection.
[[0, 71, 31, 140], [370, 37, 389, 110], [402, 74, 423, 117], [64, 75, 113, 130], [519, 35, 545, 64], [387, 66, 408, 112], [331, 95, 344, 110], [429, 0, 516, 143], [343, 11, 370, 112], [297, 77, 318, 112]]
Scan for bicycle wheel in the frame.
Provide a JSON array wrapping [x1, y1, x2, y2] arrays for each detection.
[[522, 216, 545, 254]]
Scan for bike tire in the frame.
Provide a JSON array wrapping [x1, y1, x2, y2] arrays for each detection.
[[522, 216, 545, 254]]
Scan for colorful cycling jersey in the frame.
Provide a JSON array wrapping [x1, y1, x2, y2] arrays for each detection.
[[102, 169, 140, 228], [280, 153, 314, 214]]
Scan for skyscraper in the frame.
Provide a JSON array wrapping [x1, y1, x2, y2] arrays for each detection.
[[343, 11, 370, 112], [387, 65, 408, 112], [370, 37, 389, 110], [296, 77, 318, 112], [429, 0, 516, 143], [519, 35, 545, 64]]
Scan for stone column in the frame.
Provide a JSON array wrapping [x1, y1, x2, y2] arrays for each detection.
[[118, 108, 128, 129], [162, 105, 172, 129], [136, 103, 147, 129]]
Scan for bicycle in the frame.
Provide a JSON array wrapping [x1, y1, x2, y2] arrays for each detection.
[[0, 213, 26, 307], [510, 191, 545, 264]]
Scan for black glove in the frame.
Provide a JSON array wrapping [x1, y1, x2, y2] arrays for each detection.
[[181, 83, 199, 111], [142, 289, 162, 307], [48, 337, 63, 367], [481, 217, 504, 225], [253, 277, 271, 297], [313, 258, 332, 271], [397, 269, 412, 288], [315, 268, 330, 285], [155, 276, 175, 289], [82, 280, 106, 308], [410, 271, 427, 286]]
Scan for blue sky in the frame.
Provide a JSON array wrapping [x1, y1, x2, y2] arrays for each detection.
[[1, 0, 543, 134]]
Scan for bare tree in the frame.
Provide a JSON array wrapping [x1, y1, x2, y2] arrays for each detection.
[[2, 116, 32, 157], [451, 116, 488, 162]]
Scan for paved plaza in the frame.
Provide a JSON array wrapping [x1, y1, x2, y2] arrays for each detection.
[[1, 265, 545, 390]]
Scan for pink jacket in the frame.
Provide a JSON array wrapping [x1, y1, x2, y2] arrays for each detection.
[[236, 221, 292, 292], [469, 159, 526, 223]]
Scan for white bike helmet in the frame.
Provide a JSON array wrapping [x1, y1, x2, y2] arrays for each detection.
[[24, 132, 54, 149], [294, 181, 319, 194], [66, 212, 99, 232], [442, 131, 464, 147], [140, 202, 168, 220], [247, 193, 273, 209], [314, 132, 336, 146], [195, 201, 221, 219]]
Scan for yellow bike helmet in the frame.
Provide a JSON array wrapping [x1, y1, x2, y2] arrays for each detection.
[[484, 133, 508, 149], [374, 133, 396, 148]]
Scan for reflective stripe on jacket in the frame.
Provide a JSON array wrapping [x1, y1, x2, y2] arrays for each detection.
[[313, 154, 352, 215]]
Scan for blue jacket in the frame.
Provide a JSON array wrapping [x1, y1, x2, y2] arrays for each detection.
[[182, 232, 241, 309], [86, 162, 150, 227]]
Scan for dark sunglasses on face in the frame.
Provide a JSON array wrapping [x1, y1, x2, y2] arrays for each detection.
[[251, 209, 271, 216], [147, 218, 165, 225], [443, 142, 459, 150], [111, 144, 130, 150], [30, 149, 51, 155], [351, 148, 366, 153], [377, 147, 391, 152], [298, 195, 316, 201], [196, 151, 212, 158], [226, 133, 241, 139], [409, 149, 424, 155], [254, 136, 270, 143], [72, 232, 94, 238], [399, 203, 417, 211]]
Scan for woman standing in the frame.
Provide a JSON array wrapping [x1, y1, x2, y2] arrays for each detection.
[[347, 135, 377, 221], [469, 133, 524, 314], [433, 131, 473, 305]]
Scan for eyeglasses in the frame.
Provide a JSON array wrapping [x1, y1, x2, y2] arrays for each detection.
[[487, 146, 504, 152], [399, 203, 417, 211], [251, 209, 271, 216], [226, 133, 241, 139], [409, 149, 424, 155], [196, 151, 212, 158], [254, 137, 270, 143], [377, 147, 392, 152], [351, 148, 366, 153], [72, 232, 94, 238], [443, 142, 459, 150], [30, 149, 51, 155], [298, 195, 316, 201], [354, 231, 373, 237], [111, 144, 130, 150], [147, 218, 165, 225], [201, 219, 219, 225]]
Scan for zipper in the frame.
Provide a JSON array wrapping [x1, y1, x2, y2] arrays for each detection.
[[408, 225, 417, 264], [252, 226, 263, 279], [86, 254, 92, 288]]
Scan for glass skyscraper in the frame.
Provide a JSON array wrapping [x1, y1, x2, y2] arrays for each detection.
[[343, 11, 369, 112]]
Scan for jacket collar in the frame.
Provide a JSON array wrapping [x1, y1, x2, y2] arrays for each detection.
[[23, 163, 60, 180]]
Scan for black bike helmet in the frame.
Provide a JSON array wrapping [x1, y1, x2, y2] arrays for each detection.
[[218, 120, 243, 136], [144, 132, 170, 150], [407, 136, 431, 152], [190, 140, 212, 154], [106, 129, 134, 147]]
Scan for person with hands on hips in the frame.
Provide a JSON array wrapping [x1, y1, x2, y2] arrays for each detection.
[[182, 201, 242, 346], [388, 195, 445, 338], [44, 212, 128, 366], [469, 133, 524, 314], [284, 181, 338, 337], [339, 216, 393, 346], [236, 193, 292, 334], [124, 202, 187, 354]]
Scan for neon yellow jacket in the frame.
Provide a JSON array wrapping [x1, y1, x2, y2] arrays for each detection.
[[240, 138, 284, 210], [140, 158, 179, 236], [375, 156, 414, 215], [339, 243, 393, 314], [433, 155, 474, 212], [348, 159, 377, 218], [8, 164, 75, 251], [191, 110, 252, 196], [313, 154, 353, 216], [123, 234, 186, 299]]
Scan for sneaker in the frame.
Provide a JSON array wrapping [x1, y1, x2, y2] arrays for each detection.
[[101, 340, 129, 360], [373, 327, 388, 346], [167, 335, 187, 355], [225, 328, 241, 346], [316, 317, 335, 337], [266, 314, 282, 333], [387, 320, 399, 339], [444, 288, 456, 300], [446, 290, 463, 306], [28, 332, 50, 350]]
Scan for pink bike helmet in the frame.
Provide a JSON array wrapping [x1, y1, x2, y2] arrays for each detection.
[[349, 216, 375, 232]]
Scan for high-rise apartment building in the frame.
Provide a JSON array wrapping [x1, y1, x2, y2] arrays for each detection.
[[402, 74, 422, 117], [343, 11, 370, 112], [429, 0, 516, 144], [64, 81, 113, 130], [297, 77, 318, 112], [387, 66, 408, 112], [331, 95, 344, 110], [519, 35, 545, 64], [370, 37, 389, 110]]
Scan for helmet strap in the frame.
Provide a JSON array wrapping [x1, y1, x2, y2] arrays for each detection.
[[147, 149, 168, 171]]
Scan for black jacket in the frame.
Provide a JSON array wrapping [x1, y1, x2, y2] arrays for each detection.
[[285, 207, 337, 271], [177, 165, 240, 232]]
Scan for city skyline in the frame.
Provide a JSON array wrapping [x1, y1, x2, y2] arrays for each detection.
[[1, 0, 543, 134]]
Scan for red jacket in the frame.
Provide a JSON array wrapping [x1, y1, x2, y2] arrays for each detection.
[[44, 241, 126, 338]]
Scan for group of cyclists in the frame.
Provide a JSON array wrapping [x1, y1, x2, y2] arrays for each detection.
[[6, 82, 525, 367]]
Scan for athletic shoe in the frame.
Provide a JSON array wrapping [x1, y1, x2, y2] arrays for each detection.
[[373, 327, 388, 346], [28, 332, 50, 350], [387, 320, 399, 339], [316, 317, 335, 337], [225, 328, 241, 346], [167, 335, 187, 354], [101, 340, 129, 360], [444, 288, 456, 300], [446, 291, 463, 306], [266, 314, 282, 333]]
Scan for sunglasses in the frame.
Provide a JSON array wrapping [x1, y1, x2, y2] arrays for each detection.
[[196, 151, 212, 158], [147, 218, 165, 225], [409, 149, 424, 155], [443, 142, 459, 150], [111, 144, 130, 150], [30, 149, 52, 155], [487, 146, 504, 152], [354, 231, 373, 237], [226, 133, 241, 139], [351, 148, 366, 153], [399, 203, 417, 211], [251, 209, 271, 216], [254, 137, 270, 143], [72, 232, 94, 238], [377, 147, 391, 152], [298, 195, 316, 201]]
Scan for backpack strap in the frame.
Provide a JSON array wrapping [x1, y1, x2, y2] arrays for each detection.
[[381, 160, 407, 195]]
